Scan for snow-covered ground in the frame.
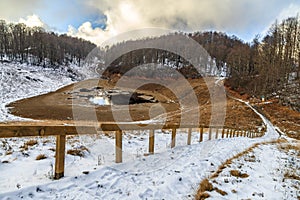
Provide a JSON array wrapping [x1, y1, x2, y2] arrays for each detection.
[[205, 140, 300, 200], [0, 130, 273, 200], [0, 62, 298, 199], [0, 62, 79, 121]]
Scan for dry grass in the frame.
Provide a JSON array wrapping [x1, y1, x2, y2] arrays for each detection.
[[36, 154, 47, 160], [48, 147, 55, 152], [20, 139, 39, 150], [198, 179, 214, 193], [284, 172, 300, 181], [214, 187, 228, 196], [230, 170, 249, 178], [195, 192, 210, 200], [278, 143, 300, 152], [25, 140, 38, 146], [195, 179, 214, 199], [255, 102, 300, 139], [67, 146, 89, 157]]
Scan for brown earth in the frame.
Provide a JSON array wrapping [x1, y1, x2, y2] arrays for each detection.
[[5, 77, 262, 130], [255, 102, 300, 139], [226, 86, 300, 139]]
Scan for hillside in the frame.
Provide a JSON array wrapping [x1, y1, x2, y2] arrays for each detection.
[[0, 20, 96, 67]]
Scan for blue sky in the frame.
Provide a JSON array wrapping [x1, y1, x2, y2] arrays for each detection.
[[0, 0, 299, 44], [36, 0, 106, 32]]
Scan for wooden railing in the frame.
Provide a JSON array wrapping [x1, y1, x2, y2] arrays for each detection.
[[0, 123, 265, 179]]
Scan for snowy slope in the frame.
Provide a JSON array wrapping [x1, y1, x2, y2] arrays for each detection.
[[205, 141, 300, 200], [0, 109, 282, 200], [0, 62, 80, 121], [0, 131, 267, 199], [1, 63, 295, 200]]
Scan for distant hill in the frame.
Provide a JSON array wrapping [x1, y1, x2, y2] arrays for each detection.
[[0, 20, 96, 67], [100, 16, 299, 111]]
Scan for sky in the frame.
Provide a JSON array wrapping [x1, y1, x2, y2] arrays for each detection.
[[0, 0, 299, 45]]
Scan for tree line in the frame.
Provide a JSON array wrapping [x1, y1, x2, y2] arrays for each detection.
[[226, 16, 300, 97], [102, 16, 299, 99], [0, 20, 96, 67]]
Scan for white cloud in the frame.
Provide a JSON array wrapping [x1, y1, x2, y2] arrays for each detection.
[[68, 0, 300, 45], [260, 3, 300, 39], [277, 3, 300, 21], [0, 0, 42, 22], [19, 15, 45, 28]]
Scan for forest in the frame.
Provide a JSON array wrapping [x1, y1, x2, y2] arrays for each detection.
[[102, 16, 299, 107], [0, 20, 96, 67]]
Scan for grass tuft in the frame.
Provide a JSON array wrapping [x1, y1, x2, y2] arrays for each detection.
[[214, 187, 228, 196], [67, 146, 89, 157], [230, 170, 249, 178], [36, 154, 47, 160], [195, 179, 214, 200], [25, 140, 38, 146]]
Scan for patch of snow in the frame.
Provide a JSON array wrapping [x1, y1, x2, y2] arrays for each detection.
[[89, 96, 110, 105]]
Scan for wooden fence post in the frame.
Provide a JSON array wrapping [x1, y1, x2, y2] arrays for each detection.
[[187, 128, 192, 145], [54, 134, 66, 180], [199, 127, 203, 142], [171, 128, 176, 148], [215, 129, 218, 139], [208, 128, 212, 140], [115, 130, 122, 163], [226, 129, 230, 138], [149, 129, 155, 154], [221, 129, 225, 138], [232, 130, 236, 137]]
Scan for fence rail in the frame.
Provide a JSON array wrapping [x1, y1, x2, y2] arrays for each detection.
[[0, 123, 265, 179]]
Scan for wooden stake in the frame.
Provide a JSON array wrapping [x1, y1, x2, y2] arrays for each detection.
[[215, 129, 219, 139], [149, 129, 155, 154], [115, 130, 122, 163], [187, 128, 192, 145], [54, 134, 66, 180], [171, 128, 176, 148], [208, 128, 212, 140], [221, 129, 225, 138], [199, 127, 203, 142]]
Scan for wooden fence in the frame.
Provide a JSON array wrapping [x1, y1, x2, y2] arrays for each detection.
[[0, 123, 265, 179]]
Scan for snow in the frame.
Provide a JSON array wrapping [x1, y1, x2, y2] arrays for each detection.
[[0, 62, 79, 121], [0, 63, 298, 199], [0, 131, 265, 199], [205, 142, 300, 199], [89, 96, 110, 105]]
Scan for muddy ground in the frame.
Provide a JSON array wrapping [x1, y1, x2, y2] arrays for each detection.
[[6, 77, 262, 130]]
